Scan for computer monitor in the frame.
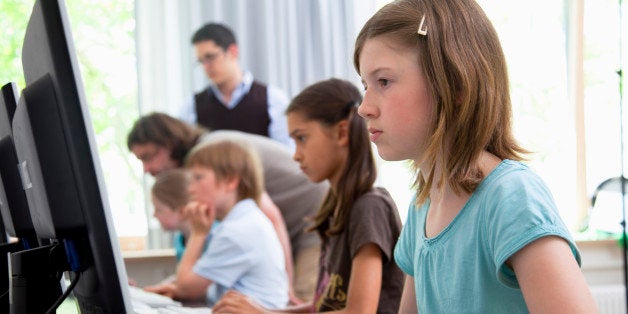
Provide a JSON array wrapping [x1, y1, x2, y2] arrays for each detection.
[[0, 82, 39, 245], [0, 81, 42, 312], [9, 0, 133, 312]]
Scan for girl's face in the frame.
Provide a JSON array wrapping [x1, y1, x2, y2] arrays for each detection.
[[357, 36, 435, 163], [151, 193, 182, 231], [288, 112, 348, 187], [188, 166, 234, 220]]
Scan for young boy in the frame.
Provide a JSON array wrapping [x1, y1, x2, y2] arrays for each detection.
[[145, 139, 288, 309]]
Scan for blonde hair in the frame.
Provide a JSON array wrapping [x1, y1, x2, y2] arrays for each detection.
[[185, 139, 263, 203], [151, 169, 191, 211], [354, 0, 528, 205]]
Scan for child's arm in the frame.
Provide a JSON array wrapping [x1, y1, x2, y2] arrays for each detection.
[[172, 232, 213, 301], [167, 201, 215, 302], [331, 243, 382, 314], [258, 191, 299, 304], [398, 275, 418, 314], [144, 232, 212, 301], [213, 290, 314, 313], [510, 235, 598, 313]]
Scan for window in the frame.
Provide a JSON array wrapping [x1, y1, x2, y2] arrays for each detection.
[[581, 0, 627, 238], [479, 0, 578, 228], [0, 0, 145, 249], [65, 0, 145, 248]]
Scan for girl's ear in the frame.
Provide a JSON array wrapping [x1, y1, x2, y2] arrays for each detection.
[[335, 119, 350, 147]]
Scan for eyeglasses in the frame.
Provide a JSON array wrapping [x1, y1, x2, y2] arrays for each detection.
[[197, 50, 225, 65]]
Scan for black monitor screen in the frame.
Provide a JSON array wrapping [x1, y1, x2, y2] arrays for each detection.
[[0, 82, 37, 244], [10, 0, 132, 311], [0, 82, 42, 312]]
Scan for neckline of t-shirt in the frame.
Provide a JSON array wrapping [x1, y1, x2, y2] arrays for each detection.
[[421, 159, 519, 245]]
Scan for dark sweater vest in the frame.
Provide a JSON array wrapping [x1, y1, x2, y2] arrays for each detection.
[[194, 81, 270, 137]]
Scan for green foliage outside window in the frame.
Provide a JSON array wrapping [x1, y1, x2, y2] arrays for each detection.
[[0, 0, 146, 238]]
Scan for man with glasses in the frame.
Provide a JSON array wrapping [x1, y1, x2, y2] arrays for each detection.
[[179, 23, 293, 148]]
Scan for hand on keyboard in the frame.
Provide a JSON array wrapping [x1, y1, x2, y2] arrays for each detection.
[[128, 285, 182, 308], [128, 285, 212, 313]]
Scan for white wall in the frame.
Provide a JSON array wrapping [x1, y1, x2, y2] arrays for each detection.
[[580, 240, 625, 286]]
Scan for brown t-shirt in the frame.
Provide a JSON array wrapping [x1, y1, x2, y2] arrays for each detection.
[[311, 187, 404, 313]]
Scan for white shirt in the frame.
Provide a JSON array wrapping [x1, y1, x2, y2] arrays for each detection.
[[192, 199, 288, 309]]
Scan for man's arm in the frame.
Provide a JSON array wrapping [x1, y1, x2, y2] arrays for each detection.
[[178, 94, 198, 125], [266, 85, 294, 150]]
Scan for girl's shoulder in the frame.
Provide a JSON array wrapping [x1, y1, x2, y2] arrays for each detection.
[[350, 187, 400, 221], [481, 160, 548, 194], [473, 160, 557, 218], [354, 187, 396, 207]]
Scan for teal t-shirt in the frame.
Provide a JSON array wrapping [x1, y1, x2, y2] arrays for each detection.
[[394, 160, 580, 313]]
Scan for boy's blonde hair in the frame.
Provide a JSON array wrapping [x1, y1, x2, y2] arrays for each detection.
[[185, 139, 263, 203], [354, 0, 528, 204]]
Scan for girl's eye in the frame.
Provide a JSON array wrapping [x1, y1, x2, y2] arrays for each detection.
[[378, 78, 390, 87], [290, 133, 306, 143]]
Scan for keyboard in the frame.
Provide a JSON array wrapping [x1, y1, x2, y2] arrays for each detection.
[[135, 306, 213, 314], [128, 285, 182, 308], [128, 285, 212, 314]]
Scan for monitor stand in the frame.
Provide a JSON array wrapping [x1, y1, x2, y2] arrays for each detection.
[[0, 241, 22, 312], [9, 243, 66, 313]]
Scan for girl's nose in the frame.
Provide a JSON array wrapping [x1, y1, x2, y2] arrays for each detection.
[[357, 96, 377, 119]]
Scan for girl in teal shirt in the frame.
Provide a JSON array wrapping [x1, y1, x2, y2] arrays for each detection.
[[354, 0, 598, 312]]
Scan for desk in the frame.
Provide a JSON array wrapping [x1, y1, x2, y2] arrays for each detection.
[[123, 249, 177, 287]]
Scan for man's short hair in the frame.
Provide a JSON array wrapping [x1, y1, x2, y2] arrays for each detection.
[[191, 22, 236, 50]]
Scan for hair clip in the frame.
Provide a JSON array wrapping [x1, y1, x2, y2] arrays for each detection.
[[417, 14, 427, 36]]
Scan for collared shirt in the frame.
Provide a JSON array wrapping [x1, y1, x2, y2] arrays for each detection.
[[180, 71, 293, 149], [192, 198, 288, 309]]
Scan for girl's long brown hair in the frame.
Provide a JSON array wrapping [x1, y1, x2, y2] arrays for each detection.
[[287, 78, 375, 237]]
